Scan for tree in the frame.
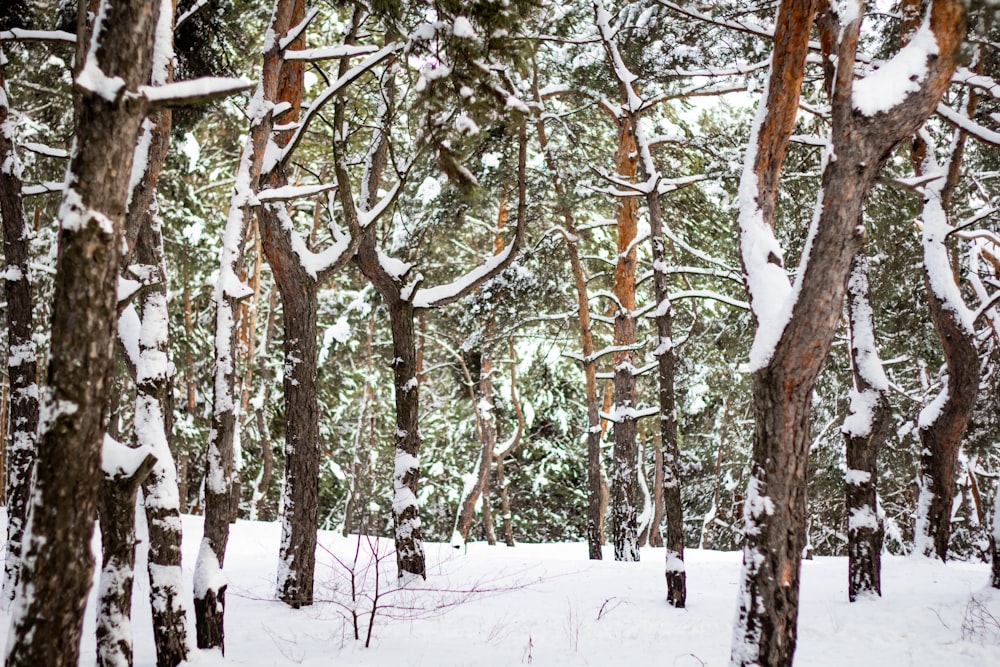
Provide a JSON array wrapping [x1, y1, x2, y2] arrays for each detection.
[[6, 0, 160, 663], [730, 0, 966, 664], [0, 41, 38, 604]]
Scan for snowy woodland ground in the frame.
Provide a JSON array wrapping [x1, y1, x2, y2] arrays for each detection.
[[2, 513, 999, 666]]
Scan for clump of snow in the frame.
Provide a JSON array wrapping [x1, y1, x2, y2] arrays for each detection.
[[853, 25, 939, 116]]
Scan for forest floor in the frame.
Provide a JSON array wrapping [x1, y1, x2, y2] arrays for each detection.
[[3, 514, 1000, 665]]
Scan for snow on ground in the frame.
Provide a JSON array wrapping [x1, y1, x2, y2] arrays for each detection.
[[3, 514, 1000, 665]]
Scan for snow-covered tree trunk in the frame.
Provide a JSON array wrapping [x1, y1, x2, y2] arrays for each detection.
[[197, 0, 291, 648], [843, 251, 891, 600], [455, 347, 499, 543], [595, 2, 687, 599], [6, 1, 159, 663], [731, 1, 965, 664], [97, 444, 156, 667], [912, 138, 979, 561], [533, 97, 604, 560], [0, 45, 38, 604], [123, 3, 189, 661], [610, 115, 640, 563]]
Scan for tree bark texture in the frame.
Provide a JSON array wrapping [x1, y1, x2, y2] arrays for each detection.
[[611, 116, 640, 563], [133, 205, 189, 665], [0, 49, 38, 603], [97, 452, 156, 667], [532, 88, 603, 560], [646, 182, 685, 606], [6, 1, 158, 664], [198, 0, 297, 647], [732, 2, 964, 665], [843, 251, 891, 601]]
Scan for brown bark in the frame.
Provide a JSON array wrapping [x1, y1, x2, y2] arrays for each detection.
[[495, 339, 525, 546], [6, 1, 159, 664], [344, 313, 376, 535], [732, 1, 965, 664], [0, 48, 39, 602], [610, 116, 640, 562], [97, 452, 157, 667], [532, 76, 604, 559], [199, 0, 299, 647], [844, 251, 891, 600], [254, 285, 279, 521]]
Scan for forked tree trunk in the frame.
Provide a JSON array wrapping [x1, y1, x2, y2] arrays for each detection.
[[843, 251, 891, 600], [610, 116, 640, 563], [6, 1, 158, 664], [731, 1, 964, 664], [198, 0, 296, 648], [0, 46, 39, 603], [97, 450, 157, 667]]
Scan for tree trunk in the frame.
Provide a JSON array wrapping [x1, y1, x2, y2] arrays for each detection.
[[646, 179, 685, 606], [843, 251, 891, 600], [532, 88, 603, 559], [197, 0, 299, 647], [455, 349, 499, 543], [0, 47, 39, 603], [252, 285, 279, 521], [97, 450, 157, 667], [269, 266, 320, 606], [610, 116, 640, 563], [388, 299, 426, 578], [731, 2, 964, 663], [6, 1, 158, 664], [344, 313, 376, 535]]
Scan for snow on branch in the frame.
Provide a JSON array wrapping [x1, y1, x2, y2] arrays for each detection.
[[20, 142, 69, 159], [257, 182, 336, 202], [139, 77, 253, 108], [935, 103, 1000, 147], [21, 181, 64, 196], [0, 29, 76, 44], [285, 44, 380, 62], [280, 42, 403, 165], [853, 25, 939, 117], [278, 8, 319, 51], [412, 242, 516, 309], [175, 0, 211, 29], [600, 406, 660, 423]]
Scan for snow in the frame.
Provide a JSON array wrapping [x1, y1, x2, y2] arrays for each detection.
[[412, 245, 515, 308], [140, 77, 253, 106], [853, 24, 939, 116], [101, 434, 152, 479], [0, 514, 997, 665], [452, 16, 477, 39]]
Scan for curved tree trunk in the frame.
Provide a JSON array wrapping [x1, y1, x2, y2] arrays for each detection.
[[730, 2, 963, 664], [843, 251, 891, 600], [6, 1, 159, 664]]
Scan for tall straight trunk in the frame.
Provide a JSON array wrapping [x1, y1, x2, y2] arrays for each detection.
[[134, 203, 189, 665], [0, 46, 38, 603], [646, 187, 685, 605], [125, 4, 189, 660], [532, 83, 603, 559], [252, 285, 278, 521], [843, 251, 890, 600], [992, 478, 1000, 588], [97, 450, 156, 667], [731, 2, 964, 664], [270, 273, 319, 605], [611, 116, 640, 562], [6, 1, 158, 664], [198, 0, 296, 648], [388, 299, 426, 577]]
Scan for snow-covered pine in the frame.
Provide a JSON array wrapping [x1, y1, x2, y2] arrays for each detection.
[[595, 0, 687, 604], [0, 44, 38, 607], [197, 0, 295, 650]]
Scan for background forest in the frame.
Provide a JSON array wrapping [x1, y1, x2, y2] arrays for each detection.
[[2, 0, 1000, 663], [2, 0, 999, 559]]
